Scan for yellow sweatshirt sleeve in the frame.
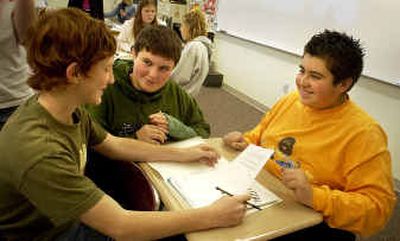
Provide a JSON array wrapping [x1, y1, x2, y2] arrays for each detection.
[[312, 125, 396, 236], [243, 113, 269, 145]]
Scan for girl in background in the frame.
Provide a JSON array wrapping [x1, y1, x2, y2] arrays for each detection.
[[117, 0, 163, 52], [170, 10, 212, 97]]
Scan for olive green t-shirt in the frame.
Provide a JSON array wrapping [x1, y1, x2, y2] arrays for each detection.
[[0, 96, 107, 240]]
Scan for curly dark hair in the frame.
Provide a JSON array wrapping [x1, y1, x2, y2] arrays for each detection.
[[304, 29, 365, 91], [133, 25, 182, 64]]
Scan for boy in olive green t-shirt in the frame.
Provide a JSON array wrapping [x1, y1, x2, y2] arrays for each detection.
[[0, 8, 249, 241]]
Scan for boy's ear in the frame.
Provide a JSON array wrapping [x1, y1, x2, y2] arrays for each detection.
[[340, 77, 353, 93], [66, 62, 80, 84], [131, 48, 137, 59]]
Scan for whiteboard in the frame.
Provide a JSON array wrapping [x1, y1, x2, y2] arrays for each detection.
[[216, 0, 400, 86]]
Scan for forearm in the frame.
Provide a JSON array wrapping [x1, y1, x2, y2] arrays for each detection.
[[13, 0, 36, 44], [117, 208, 213, 240], [95, 134, 185, 163], [243, 127, 262, 145], [165, 114, 198, 140], [312, 184, 395, 236], [81, 195, 214, 241], [193, 124, 211, 138]]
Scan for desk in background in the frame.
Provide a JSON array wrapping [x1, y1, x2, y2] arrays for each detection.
[[139, 138, 322, 241]]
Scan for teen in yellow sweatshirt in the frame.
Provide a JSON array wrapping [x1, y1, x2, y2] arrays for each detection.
[[223, 30, 396, 240]]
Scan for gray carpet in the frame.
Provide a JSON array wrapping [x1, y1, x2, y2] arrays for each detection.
[[196, 86, 399, 241], [195, 86, 264, 138]]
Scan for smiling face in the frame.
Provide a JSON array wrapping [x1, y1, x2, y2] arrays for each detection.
[[78, 56, 115, 105], [296, 54, 350, 109], [131, 50, 175, 93], [141, 4, 156, 24]]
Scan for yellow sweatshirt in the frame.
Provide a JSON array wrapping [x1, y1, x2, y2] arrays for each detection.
[[244, 91, 396, 236]]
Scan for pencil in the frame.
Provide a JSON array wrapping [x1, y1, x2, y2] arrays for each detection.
[[215, 186, 262, 211]]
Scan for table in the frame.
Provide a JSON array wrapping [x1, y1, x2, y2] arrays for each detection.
[[139, 138, 323, 241]]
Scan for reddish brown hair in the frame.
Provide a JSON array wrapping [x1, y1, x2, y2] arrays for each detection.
[[26, 8, 116, 91], [182, 9, 207, 41]]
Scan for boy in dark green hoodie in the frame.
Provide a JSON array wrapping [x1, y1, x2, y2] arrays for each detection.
[[87, 25, 210, 145]]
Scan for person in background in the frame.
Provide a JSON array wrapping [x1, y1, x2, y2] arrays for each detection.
[[223, 29, 396, 240], [0, 8, 249, 241], [104, 0, 136, 24], [0, 0, 35, 130], [170, 9, 212, 97], [88, 25, 210, 145], [68, 0, 104, 20], [116, 0, 163, 53]]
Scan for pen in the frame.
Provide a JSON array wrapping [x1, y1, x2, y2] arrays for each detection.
[[215, 186, 262, 211]]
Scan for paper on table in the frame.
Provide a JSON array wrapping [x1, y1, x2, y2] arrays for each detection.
[[167, 161, 281, 208], [148, 137, 224, 180], [163, 143, 280, 209], [234, 144, 274, 178]]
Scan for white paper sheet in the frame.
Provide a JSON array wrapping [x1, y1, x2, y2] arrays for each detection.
[[150, 141, 281, 209]]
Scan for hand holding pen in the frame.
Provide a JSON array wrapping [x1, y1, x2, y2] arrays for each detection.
[[207, 192, 251, 228], [216, 186, 262, 211]]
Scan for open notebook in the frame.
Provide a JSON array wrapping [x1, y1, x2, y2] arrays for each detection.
[[149, 138, 282, 209]]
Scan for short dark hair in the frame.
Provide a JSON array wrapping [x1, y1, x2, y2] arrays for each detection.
[[26, 8, 116, 91], [133, 25, 182, 64], [304, 29, 365, 91]]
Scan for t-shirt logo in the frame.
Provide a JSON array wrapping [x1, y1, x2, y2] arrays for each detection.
[[271, 137, 298, 168]]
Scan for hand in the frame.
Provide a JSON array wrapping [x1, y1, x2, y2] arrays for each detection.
[[223, 131, 248, 151], [136, 124, 168, 144], [148, 112, 169, 132], [281, 168, 313, 207], [206, 195, 250, 228], [179, 144, 220, 166]]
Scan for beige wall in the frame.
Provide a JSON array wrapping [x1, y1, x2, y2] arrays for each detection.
[[47, 0, 67, 8], [215, 33, 400, 180]]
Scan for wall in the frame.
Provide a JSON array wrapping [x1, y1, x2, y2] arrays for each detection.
[[215, 33, 400, 180], [47, 0, 113, 11], [216, 0, 400, 86]]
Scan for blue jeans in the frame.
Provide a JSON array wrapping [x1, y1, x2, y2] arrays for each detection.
[[55, 223, 113, 241], [0, 106, 18, 130]]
